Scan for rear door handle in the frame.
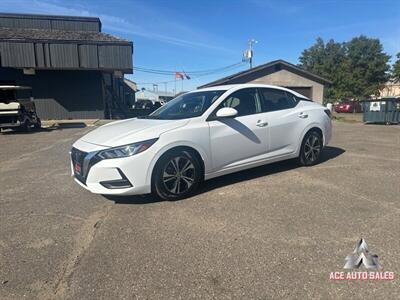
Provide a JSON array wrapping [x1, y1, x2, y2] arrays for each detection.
[[256, 120, 268, 127], [299, 112, 308, 119]]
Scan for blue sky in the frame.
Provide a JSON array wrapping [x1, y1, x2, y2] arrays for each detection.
[[0, 0, 399, 92]]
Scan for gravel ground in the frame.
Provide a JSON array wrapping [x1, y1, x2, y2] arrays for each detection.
[[0, 122, 399, 299]]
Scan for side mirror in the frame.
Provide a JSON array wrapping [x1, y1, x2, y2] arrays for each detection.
[[216, 107, 238, 118]]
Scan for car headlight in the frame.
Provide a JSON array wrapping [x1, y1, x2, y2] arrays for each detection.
[[97, 138, 158, 159]]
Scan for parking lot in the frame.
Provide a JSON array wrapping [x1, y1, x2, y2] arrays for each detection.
[[0, 121, 399, 299]]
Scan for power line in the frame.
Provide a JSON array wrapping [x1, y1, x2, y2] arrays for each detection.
[[135, 62, 245, 85], [133, 62, 245, 76]]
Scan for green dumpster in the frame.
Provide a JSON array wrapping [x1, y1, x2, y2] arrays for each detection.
[[362, 98, 400, 124]]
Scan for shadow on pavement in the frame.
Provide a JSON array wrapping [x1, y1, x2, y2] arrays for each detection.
[[0, 122, 87, 135], [105, 146, 345, 205], [51, 122, 88, 129], [200, 146, 345, 194]]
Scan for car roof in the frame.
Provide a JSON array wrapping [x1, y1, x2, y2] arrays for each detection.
[[196, 83, 309, 99]]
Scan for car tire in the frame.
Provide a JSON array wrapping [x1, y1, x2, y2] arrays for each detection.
[[298, 130, 323, 166], [22, 119, 32, 132], [34, 118, 41, 129], [153, 149, 202, 200]]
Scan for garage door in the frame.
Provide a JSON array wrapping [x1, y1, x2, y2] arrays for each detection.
[[285, 87, 312, 99]]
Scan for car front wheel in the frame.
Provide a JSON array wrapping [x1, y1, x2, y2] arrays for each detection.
[[299, 130, 323, 166], [153, 149, 202, 200]]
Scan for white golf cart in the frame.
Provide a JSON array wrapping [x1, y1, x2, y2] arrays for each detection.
[[0, 85, 41, 132]]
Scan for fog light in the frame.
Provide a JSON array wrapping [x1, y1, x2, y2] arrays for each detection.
[[100, 169, 132, 189]]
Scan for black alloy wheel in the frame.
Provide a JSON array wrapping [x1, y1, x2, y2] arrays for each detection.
[[299, 130, 323, 166], [153, 149, 201, 200]]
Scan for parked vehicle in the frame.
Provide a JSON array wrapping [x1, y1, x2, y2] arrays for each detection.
[[132, 99, 165, 116], [71, 84, 332, 200], [334, 101, 362, 113], [0, 85, 41, 132]]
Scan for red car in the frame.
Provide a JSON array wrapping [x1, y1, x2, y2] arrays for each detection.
[[334, 101, 362, 113]]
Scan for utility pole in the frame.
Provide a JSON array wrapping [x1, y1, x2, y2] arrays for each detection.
[[244, 39, 258, 69]]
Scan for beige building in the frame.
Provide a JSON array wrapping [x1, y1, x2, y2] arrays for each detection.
[[379, 79, 400, 98], [199, 60, 331, 104]]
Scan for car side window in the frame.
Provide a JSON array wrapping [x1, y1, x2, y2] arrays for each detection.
[[260, 88, 297, 112], [218, 88, 262, 117]]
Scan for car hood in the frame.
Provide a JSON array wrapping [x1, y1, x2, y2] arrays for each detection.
[[80, 118, 189, 147]]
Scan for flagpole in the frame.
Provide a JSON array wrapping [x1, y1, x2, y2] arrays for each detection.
[[174, 76, 176, 95]]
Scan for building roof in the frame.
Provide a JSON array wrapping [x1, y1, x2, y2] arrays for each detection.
[[198, 59, 332, 88], [123, 79, 138, 92], [0, 12, 100, 22], [0, 27, 129, 44]]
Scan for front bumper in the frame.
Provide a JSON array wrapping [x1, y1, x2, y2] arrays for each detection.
[[70, 141, 154, 195]]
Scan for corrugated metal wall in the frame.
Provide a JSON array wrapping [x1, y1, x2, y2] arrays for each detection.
[[0, 41, 132, 71], [0, 17, 51, 30], [78, 44, 98, 68], [34, 43, 45, 67], [34, 99, 104, 119], [50, 19, 99, 32], [0, 42, 36, 67], [0, 68, 105, 119], [49, 43, 79, 68], [0, 15, 99, 32], [98, 45, 133, 70]]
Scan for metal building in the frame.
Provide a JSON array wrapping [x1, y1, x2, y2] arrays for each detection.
[[0, 13, 133, 119]]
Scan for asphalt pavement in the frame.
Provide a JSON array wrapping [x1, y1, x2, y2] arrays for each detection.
[[0, 122, 399, 299]]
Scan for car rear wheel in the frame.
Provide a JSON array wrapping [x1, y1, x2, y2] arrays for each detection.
[[153, 149, 202, 200], [299, 130, 323, 166]]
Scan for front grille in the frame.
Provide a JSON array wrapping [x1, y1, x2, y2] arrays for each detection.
[[71, 147, 86, 165], [71, 147, 88, 184]]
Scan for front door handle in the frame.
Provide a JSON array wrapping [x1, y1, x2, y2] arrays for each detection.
[[256, 120, 268, 127], [299, 112, 308, 119]]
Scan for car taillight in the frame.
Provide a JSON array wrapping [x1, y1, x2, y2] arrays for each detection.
[[324, 109, 332, 118]]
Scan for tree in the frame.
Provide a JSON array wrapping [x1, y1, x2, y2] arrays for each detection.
[[321, 39, 349, 99], [299, 38, 346, 99], [393, 53, 400, 80], [298, 37, 326, 75], [299, 36, 390, 100], [299, 38, 349, 100], [346, 36, 390, 98]]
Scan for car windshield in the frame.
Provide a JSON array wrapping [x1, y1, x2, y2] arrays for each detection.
[[138, 90, 226, 120]]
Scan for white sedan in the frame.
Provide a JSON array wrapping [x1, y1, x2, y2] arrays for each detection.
[[71, 84, 332, 200]]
